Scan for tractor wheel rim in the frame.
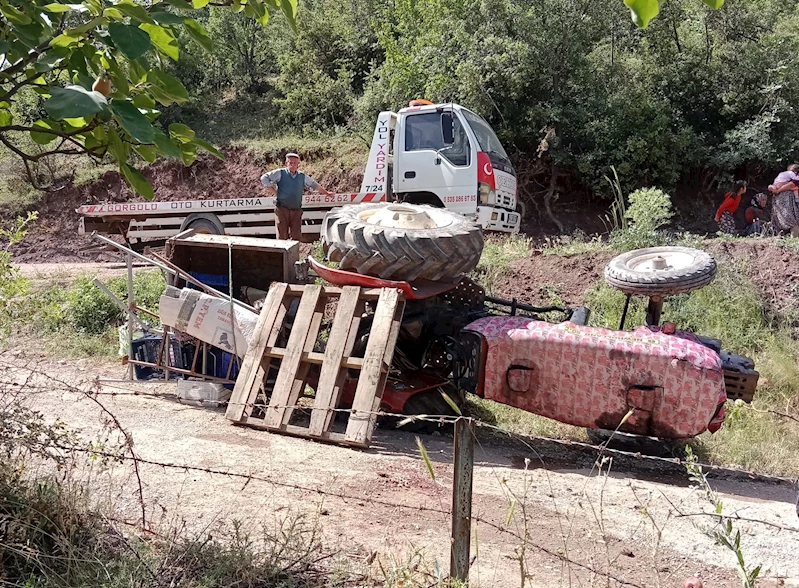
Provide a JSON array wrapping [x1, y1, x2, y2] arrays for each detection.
[[626, 250, 695, 273]]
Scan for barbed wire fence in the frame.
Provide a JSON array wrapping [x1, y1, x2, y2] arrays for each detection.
[[2, 357, 798, 587]]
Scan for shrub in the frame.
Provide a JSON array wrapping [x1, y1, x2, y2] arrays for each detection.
[[65, 276, 125, 335], [0, 213, 36, 340], [610, 187, 674, 251]]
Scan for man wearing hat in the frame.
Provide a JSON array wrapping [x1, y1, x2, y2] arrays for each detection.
[[260, 152, 334, 240]]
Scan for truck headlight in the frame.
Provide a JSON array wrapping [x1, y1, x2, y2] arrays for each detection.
[[478, 182, 496, 205]]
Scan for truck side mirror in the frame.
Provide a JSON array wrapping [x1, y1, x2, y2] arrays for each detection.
[[441, 112, 454, 145]]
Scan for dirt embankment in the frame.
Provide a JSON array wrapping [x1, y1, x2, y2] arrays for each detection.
[[6, 147, 363, 263], [485, 240, 798, 314], [5, 145, 799, 315]]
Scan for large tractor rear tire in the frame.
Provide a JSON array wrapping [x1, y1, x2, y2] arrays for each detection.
[[322, 203, 483, 282]]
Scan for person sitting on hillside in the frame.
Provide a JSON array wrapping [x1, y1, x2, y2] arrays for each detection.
[[743, 193, 768, 236], [714, 180, 747, 234]]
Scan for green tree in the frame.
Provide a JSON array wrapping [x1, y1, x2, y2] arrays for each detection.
[[0, 0, 297, 197]]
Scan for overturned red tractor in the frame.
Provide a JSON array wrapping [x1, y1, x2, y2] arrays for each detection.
[[314, 203, 757, 441]]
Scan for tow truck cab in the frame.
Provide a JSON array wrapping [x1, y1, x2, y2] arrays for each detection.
[[360, 101, 521, 233]]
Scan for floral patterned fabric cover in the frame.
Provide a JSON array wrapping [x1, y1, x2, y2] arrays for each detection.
[[466, 316, 727, 438]]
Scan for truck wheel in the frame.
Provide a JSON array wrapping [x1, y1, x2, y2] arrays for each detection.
[[322, 203, 483, 282], [604, 246, 716, 296], [180, 213, 225, 235]]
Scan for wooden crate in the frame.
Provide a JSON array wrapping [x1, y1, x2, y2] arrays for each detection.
[[166, 234, 300, 293], [225, 283, 405, 447]]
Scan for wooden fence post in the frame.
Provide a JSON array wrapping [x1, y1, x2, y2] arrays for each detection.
[[450, 417, 475, 583]]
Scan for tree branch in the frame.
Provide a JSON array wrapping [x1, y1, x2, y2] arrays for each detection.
[[0, 40, 52, 82], [0, 122, 98, 138]]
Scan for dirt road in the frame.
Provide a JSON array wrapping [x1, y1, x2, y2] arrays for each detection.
[[4, 348, 797, 588]]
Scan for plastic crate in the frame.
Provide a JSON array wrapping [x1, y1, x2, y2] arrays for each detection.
[[205, 347, 241, 388], [131, 335, 185, 380], [188, 272, 229, 290]]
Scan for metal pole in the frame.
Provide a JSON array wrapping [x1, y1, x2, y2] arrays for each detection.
[[94, 278, 153, 332], [645, 295, 664, 327], [618, 293, 632, 331], [126, 252, 134, 380], [450, 417, 475, 583], [91, 232, 255, 312]]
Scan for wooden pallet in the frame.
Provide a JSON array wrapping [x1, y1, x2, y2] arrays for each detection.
[[225, 282, 405, 447]]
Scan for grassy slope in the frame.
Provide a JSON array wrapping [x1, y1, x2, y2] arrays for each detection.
[[478, 235, 799, 476]]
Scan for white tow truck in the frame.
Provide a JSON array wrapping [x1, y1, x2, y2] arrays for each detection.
[[77, 100, 520, 247]]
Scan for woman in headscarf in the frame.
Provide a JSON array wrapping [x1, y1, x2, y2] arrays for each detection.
[[714, 180, 747, 235], [744, 193, 768, 236], [769, 164, 799, 235]]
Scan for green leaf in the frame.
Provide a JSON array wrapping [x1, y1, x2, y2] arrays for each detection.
[[168, 122, 195, 142], [42, 3, 74, 13], [44, 85, 108, 120], [108, 22, 152, 59], [64, 116, 89, 127], [146, 69, 189, 105], [74, 71, 95, 91], [120, 163, 155, 199], [84, 134, 103, 154], [139, 24, 179, 60], [65, 16, 107, 36], [246, 0, 268, 26], [102, 53, 130, 96], [35, 47, 70, 73], [183, 18, 213, 51], [86, 0, 103, 15], [69, 50, 89, 77], [132, 94, 156, 109], [0, 110, 11, 126], [702, 0, 724, 7], [191, 138, 224, 159], [135, 144, 158, 162], [111, 101, 156, 143], [154, 130, 183, 158], [129, 59, 147, 84], [103, 7, 125, 19], [1, 5, 32, 25], [50, 33, 80, 47], [624, 0, 660, 28], [30, 120, 57, 144], [280, 0, 297, 30], [115, 1, 154, 23], [180, 142, 197, 165], [191, 0, 210, 7], [151, 10, 185, 25]]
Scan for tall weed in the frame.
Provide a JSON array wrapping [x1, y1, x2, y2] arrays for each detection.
[[609, 187, 673, 251]]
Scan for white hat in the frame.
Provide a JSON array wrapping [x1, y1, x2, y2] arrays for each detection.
[[285, 152, 300, 159]]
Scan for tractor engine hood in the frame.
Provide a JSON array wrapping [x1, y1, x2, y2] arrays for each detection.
[[464, 316, 727, 439]]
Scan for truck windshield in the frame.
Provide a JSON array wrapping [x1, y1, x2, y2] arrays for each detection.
[[460, 109, 511, 166]]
